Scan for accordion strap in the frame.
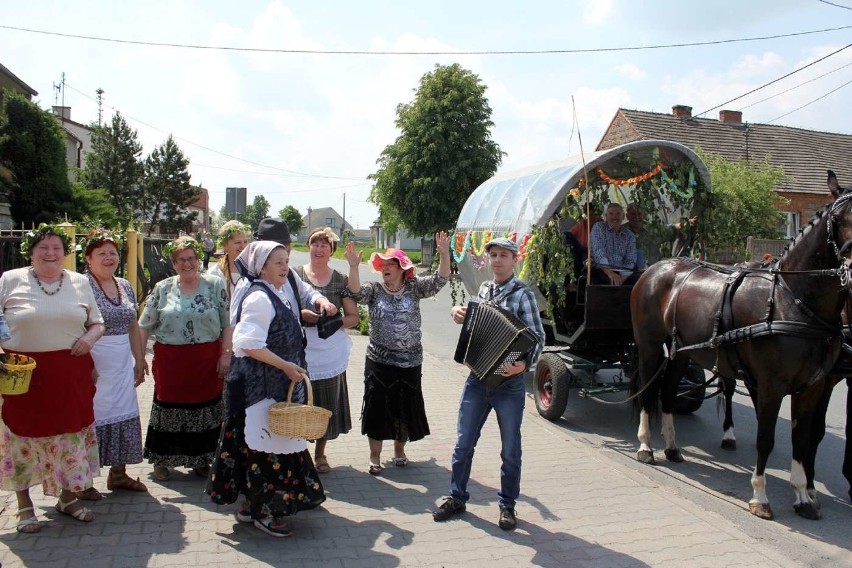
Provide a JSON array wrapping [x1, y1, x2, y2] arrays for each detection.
[[485, 279, 524, 306]]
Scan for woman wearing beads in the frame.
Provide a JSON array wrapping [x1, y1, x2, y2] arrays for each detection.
[[293, 227, 359, 473], [138, 236, 232, 481], [0, 224, 105, 532], [74, 229, 148, 500], [207, 221, 251, 300]]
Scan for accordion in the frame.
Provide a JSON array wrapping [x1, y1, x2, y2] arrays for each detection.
[[454, 300, 538, 388]]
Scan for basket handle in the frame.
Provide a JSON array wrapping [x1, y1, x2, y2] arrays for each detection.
[[285, 371, 313, 406]]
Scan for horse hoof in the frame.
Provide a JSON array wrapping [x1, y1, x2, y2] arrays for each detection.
[[793, 502, 821, 520], [749, 502, 774, 520], [720, 439, 736, 451], [637, 450, 655, 465], [664, 449, 684, 463]]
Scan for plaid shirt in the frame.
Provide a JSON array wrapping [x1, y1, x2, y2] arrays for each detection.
[[476, 276, 545, 364], [590, 221, 636, 271]]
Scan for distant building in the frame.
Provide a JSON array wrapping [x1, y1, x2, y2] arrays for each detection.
[[297, 207, 352, 242], [597, 104, 852, 238], [370, 220, 421, 250], [51, 106, 93, 183]]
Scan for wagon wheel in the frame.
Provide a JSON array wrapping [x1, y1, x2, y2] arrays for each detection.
[[674, 363, 706, 414], [534, 353, 570, 421]]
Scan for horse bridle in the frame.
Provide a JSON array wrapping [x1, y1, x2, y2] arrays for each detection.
[[825, 190, 852, 287]]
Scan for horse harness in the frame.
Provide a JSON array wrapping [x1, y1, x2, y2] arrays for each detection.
[[669, 193, 852, 388]]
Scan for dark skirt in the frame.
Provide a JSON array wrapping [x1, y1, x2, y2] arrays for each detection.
[[206, 412, 325, 519], [97, 416, 144, 466], [311, 372, 352, 441], [361, 358, 429, 442], [143, 394, 223, 468]]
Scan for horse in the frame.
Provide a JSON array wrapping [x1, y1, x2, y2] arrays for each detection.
[[629, 170, 852, 520]]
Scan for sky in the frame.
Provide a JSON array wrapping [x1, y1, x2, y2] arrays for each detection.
[[1, 1, 851, 231]]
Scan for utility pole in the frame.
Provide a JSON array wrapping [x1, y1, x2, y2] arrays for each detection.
[[96, 88, 105, 126], [341, 192, 346, 235]]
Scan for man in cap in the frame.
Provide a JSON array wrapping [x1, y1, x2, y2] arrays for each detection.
[[230, 218, 337, 327], [433, 237, 545, 531]]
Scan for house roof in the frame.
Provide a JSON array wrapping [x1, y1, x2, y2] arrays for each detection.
[[0, 61, 38, 97], [597, 108, 852, 195], [303, 206, 352, 231]]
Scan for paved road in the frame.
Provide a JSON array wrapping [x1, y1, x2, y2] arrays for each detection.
[[0, 254, 849, 567]]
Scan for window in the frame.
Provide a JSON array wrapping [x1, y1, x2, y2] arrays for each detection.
[[326, 218, 336, 228], [779, 212, 799, 238]]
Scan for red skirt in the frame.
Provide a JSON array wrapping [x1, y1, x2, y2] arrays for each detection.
[[152, 341, 222, 404], [1, 349, 95, 437]]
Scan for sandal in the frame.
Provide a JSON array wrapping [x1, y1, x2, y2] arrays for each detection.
[[368, 462, 382, 476], [314, 456, 331, 474], [75, 487, 104, 501], [107, 471, 148, 492], [253, 516, 293, 538], [393, 456, 409, 467], [55, 497, 94, 523], [153, 465, 170, 481], [16, 507, 41, 534]]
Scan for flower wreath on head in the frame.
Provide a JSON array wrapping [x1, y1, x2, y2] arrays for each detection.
[[163, 237, 205, 262], [20, 223, 73, 261], [217, 221, 252, 248], [78, 229, 125, 256]]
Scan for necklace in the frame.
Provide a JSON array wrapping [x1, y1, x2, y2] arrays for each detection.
[[31, 268, 64, 296], [383, 281, 404, 293], [92, 273, 123, 306]]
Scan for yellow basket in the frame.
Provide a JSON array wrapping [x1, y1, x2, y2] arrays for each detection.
[[267, 373, 332, 439], [0, 354, 36, 395]]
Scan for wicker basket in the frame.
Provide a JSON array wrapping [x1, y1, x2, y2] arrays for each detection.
[[267, 373, 332, 439], [0, 354, 37, 395]]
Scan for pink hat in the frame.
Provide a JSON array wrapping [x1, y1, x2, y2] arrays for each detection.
[[370, 248, 415, 277]]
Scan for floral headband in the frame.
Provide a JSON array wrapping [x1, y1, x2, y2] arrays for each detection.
[[218, 221, 251, 248], [79, 229, 124, 256], [163, 237, 204, 262], [20, 223, 73, 261]]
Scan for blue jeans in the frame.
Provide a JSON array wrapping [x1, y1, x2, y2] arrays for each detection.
[[449, 374, 525, 510]]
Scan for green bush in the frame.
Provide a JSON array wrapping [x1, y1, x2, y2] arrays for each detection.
[[357, 305, 370, 336]]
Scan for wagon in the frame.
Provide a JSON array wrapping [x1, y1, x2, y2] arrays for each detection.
[[453, 139, 712, 421]]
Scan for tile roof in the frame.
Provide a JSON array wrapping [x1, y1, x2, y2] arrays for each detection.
[[597, 108, 852, 194]]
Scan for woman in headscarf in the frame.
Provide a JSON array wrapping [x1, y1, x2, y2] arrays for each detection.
[[207, 241, 325, 538], [293, 227, 358, 474], [344, 233, 451, 475]]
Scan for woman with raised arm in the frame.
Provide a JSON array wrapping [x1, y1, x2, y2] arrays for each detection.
[[344, 233, 450, 475]]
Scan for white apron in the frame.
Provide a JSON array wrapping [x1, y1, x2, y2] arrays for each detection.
[[91, 334, 140, 427]]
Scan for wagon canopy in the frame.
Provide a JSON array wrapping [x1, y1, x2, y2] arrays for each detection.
[[456, 139, 710, 236]]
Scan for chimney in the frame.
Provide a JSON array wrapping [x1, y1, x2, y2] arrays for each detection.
[[719, 110, 742, 124], [52, 106, 71, 120], [672, 104, 692, 118]]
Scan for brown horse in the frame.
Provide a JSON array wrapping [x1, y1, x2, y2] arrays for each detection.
[[630, 171, 852, 520]]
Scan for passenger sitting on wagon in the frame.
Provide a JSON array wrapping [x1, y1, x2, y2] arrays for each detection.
[[589, 202, 639, 286], [564, 206, 601, 279], [624, 202, 698, 269]]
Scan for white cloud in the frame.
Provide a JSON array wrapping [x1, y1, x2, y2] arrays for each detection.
[[615, 64, 646, 81]]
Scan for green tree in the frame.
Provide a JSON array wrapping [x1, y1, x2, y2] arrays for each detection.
[[69, 182, 119, 226], [278, 204, 304, 236], [369, 63, 504, 236], [140, 135, 198, 235], [79, 112, 144, 227], [243, 195, 270, 231], [0, 92, 75, 227], [699, 149, 788, 260]]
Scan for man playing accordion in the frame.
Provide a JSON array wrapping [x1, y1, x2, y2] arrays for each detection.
[[433, 237, 545, 531]]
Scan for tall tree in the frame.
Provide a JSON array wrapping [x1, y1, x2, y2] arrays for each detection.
[[699, 149, 788, 260], [80, 112, 144, 227], [0, 93, 75, 227], [243, 195, 271, 231], [369, 63, 504, 236], [70, 182, 119, 226], [278, 205, 304, 236], [140, 135, 198, 235]]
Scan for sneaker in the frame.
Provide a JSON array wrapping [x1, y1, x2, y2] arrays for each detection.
[[432, 497, 465, 522], [498, 508, 517, 531]]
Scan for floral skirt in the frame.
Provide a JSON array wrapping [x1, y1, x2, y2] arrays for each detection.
[[143, 395, 222, 468], [0, 396, 99, 496], [96, 416, 143, 467], [206, 412, 325, 519]]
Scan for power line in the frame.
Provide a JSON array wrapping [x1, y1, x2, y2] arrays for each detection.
[[766, 75, 852, 122], [738, 60, 852, 110], [2, 23, 851, 56], [819, 0, 852, 10], [63, 81, 367, 181], [694, 43, 852, 117]]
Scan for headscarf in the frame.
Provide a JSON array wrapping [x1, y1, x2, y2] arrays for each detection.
[[235, 241, 286, 281]]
